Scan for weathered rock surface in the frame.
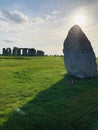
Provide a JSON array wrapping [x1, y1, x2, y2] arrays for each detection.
[[63, 25, 98, 78]]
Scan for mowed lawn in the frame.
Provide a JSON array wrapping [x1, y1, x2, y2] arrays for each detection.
[[0, 56, 98, 130]]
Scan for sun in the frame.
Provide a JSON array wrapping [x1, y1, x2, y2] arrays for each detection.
[[74, 14, 86, 26]]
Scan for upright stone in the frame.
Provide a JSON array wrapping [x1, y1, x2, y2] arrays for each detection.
[[63, 25, 98, 78], [28, 48, 36, 56], [13, 47, 19, 56], [18, 48, 21, 56], [6, 48, 11, 55], [22, 48, 28, 56], [2, 48, 6, 55], [37, 50, 44, 56]]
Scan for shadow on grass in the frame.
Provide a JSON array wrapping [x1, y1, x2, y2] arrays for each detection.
[[1, 75, 98, 130]]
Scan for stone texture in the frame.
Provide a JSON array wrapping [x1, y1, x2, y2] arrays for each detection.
[[63, 25, 98, 78]]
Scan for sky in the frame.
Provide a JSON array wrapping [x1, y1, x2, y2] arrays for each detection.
[[0, 0, 98, 56]]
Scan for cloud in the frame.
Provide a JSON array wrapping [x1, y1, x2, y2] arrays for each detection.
[[3, 39, 16, 43], [1, 10, 28, 24], [0, 10, 32, 33], [32, 17, 45, 24], [31, 10, 61, 25], [0, 20, 11, 32], [45, 10, 61, 22], [52, 10, 61, 15]]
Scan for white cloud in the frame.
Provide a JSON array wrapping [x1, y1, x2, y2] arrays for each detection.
[[32, 17, 45, 25], [1, 10, 28, 24], [45, 10, 61, 23], [52, 10, 61, 15], [0, 20, 10, 32], [0, 10, 32, 33]]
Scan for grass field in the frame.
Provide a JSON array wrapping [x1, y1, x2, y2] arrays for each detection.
[[0, 56, 98, 130]]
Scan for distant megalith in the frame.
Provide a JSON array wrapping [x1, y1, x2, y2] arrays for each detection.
[[63, 25, 98, 78]]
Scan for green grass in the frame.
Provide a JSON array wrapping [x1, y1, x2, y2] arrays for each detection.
[[0, 56, 98, 130]]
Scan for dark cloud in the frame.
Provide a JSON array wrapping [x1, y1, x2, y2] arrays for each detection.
[[1, 10, 28, 24]]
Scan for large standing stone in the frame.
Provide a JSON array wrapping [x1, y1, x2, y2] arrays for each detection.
[[63, 25, 98, 78]]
